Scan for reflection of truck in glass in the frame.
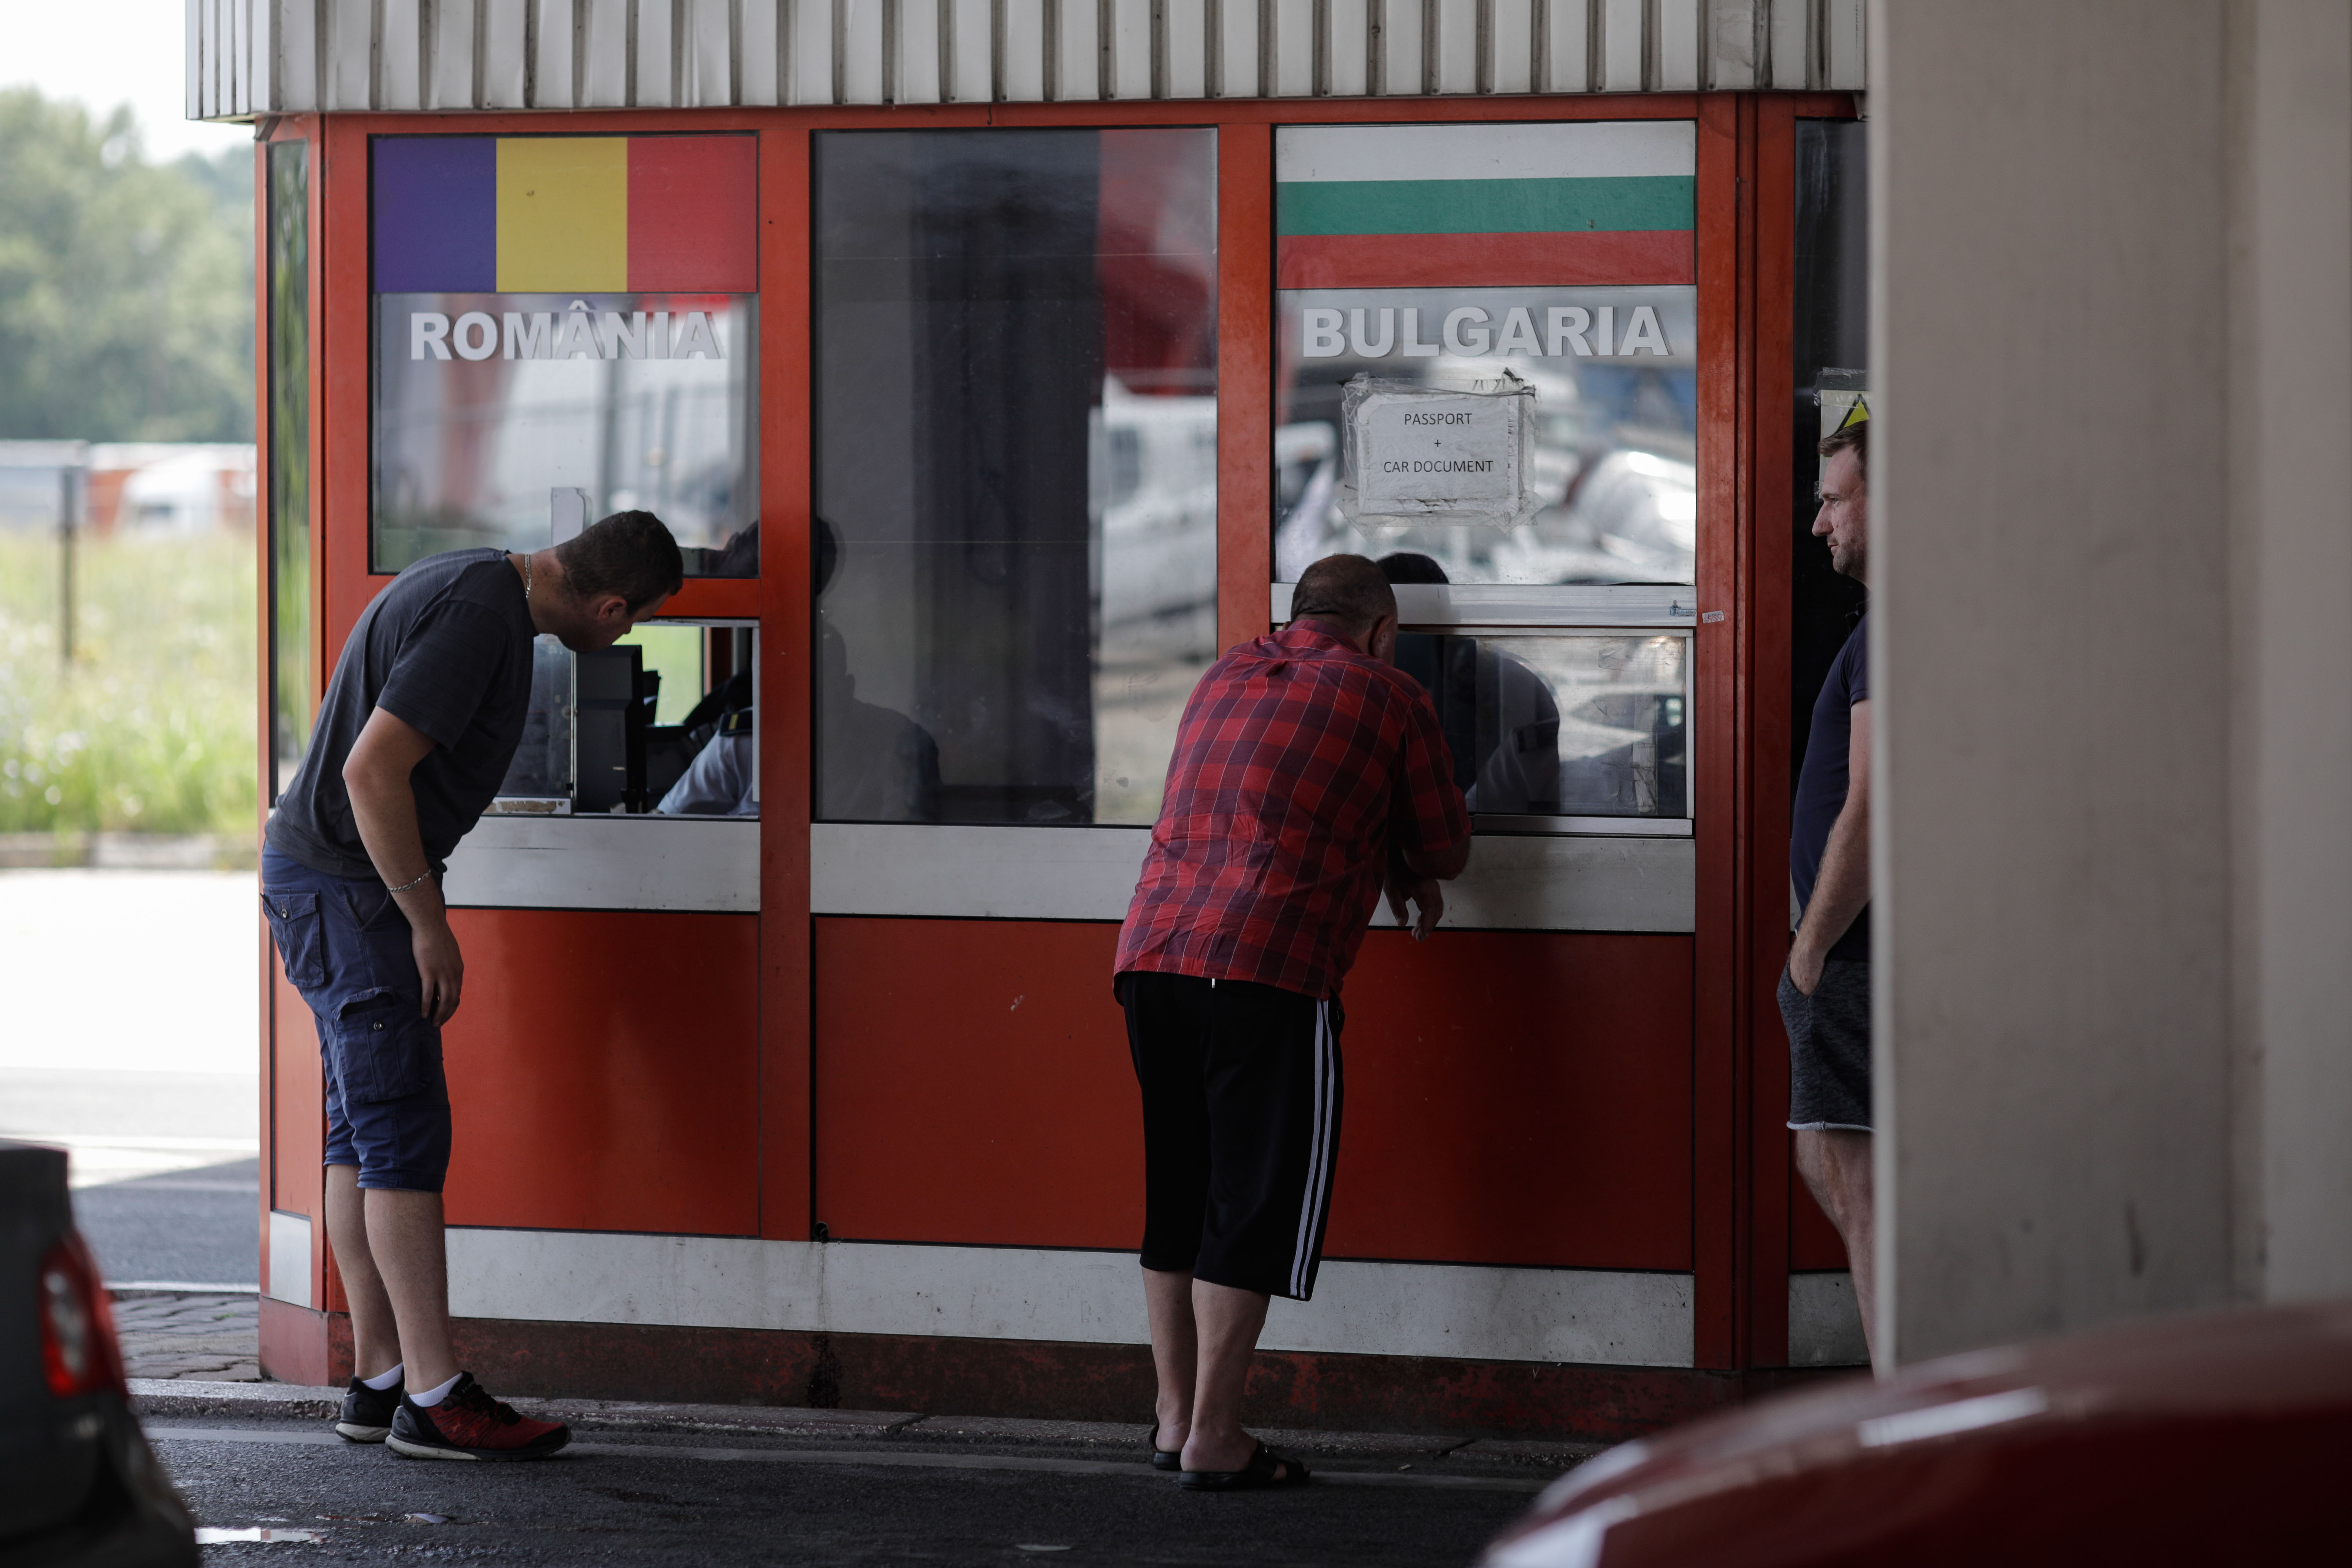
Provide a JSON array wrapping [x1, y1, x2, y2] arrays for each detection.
[[1091, 378, 1219, 661]]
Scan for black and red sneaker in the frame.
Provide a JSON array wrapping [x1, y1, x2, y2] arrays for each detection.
[[386, 1373, 570, 1461], [336, 1373, 402, 1442]]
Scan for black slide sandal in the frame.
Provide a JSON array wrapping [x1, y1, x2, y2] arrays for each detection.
[[1177, 1440, 1311, 1491], [1147, 1422, 1183, 1472]]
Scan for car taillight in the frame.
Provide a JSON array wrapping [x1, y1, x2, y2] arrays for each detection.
[[39, 1233, 126, 1399]]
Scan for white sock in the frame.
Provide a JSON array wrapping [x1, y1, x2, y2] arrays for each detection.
[[409, 1372, 465, 1408], [360, 1363, 404, 1392]]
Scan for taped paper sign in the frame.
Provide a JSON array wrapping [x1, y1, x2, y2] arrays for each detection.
[[1341, 373, 1537, 531]]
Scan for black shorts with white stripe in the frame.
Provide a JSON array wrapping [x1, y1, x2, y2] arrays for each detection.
[[1118, 970, 1343, 1301]]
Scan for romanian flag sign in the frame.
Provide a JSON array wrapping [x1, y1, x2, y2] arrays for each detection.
[[1276, 121, 1694, 290], [373, 135, 757, 294]]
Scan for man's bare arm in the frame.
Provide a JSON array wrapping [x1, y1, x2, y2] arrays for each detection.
[[343, 706, 465, 1025], [1790, 698, 1870, 994]]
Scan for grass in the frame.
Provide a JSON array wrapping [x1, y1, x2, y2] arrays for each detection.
[[0, 532, 258, 837]]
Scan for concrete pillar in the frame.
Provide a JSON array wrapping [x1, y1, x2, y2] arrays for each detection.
[[1873, 0, 2352, 1363], [2227, 0, 2352, 1304]]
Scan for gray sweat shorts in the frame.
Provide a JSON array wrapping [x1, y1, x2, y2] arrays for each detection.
[[1781, 958, 1872, 1131]]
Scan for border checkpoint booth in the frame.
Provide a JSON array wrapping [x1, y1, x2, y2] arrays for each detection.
[[207, 0, 1871, 1440]]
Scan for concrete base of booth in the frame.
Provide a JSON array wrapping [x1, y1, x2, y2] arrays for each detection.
[[258, 1303, 1844, 1441]]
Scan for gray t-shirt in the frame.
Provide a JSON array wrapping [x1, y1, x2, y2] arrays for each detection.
[[266, 548, 534, 881]]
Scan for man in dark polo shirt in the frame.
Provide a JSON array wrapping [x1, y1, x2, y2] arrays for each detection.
[[261, 511, 679, 1460], [1781, 417, 1877, 1363], [1115, 555, 1470, 1490]]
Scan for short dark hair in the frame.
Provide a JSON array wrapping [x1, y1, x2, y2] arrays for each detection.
[[1292, 554, 1397, 632], [555, 510, 685, 612], [1818, 416, 1868, 479], [1375, 552, 1450, 586]]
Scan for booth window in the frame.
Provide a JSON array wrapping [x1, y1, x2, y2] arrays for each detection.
[[493, 623, 757, 818], [1397, 631, 1688, 826], [1272, 122, 1698, 587], [813, 128, 1218, 827], [267, 140, 311, 800], [366, 136, 760, 577]]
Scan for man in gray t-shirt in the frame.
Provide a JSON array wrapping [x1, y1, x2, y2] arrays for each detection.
[[261, 511, 679, 1460]]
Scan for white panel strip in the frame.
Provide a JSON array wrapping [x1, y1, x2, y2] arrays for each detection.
[[739, 0, 783, 102], [442, 816, 761, 912], [1273, 580, 1700, 627], [898, 0, 944, 102], [323, 0, 376, 106], [1163, 0, 1209, 97], [266, 1210, 312, 1308], [1326, 0, 1370, 97], [1597, 0, 1641, 89], [948, 0, 994, 99], [812, 822, 1691, 930], [841, 0, 887, 101], [1376, 0, 1421, 94], [1270, 0, 1314, 97], [1372, 832, 1695, 932], [482, 0, 532, 106], [1054, 0, 1101, 99], [381, 0, 424, 107], [1491, 0, 1535, 95], [532, 0, 577, 106], [191, 0, 1854, 116], [684, 0, 739, 105], [580, 0, 632, 104], [1216, 0, 1260, 98], [1275, 119, 1696, 182], [1540, 0, 1588, 93], [1706, 0, 1759, 90], [1430, 0, 1478, 94], [1765, 0, 1808, 90], [811, 823, 1148, 920], [427, 0, 476, 108], [789, 0, 837, 102], [1001, 0, 1048, 98], [635, 0, 678, 104], [1107, 0, 1153, 97], [447, 1228, 1697, 1367], [1789, 1271, 1869, 1367], [1656, 0, 1699, 90], [1822, 0, 1864, 89]]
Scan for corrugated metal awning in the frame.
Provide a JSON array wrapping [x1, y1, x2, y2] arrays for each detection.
[[186, 0, 1863, 119]]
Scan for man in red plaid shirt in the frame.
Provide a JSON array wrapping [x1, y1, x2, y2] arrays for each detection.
[[1116, 554, 1470, 1491]]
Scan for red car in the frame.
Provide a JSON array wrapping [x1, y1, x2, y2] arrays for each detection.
[[1483, 1298, 2352, 1566]]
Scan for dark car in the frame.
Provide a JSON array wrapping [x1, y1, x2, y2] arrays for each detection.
[[0, 1141, 196, 1567], [1482, 1297, 2352, 1566]]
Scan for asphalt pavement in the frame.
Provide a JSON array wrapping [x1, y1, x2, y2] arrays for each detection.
[[142, 1391, 1566, 1567]]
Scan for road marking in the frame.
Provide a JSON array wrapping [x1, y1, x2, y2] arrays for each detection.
[[144, 1427, 1546, 1493]]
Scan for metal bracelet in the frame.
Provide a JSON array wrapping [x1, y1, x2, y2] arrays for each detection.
[[387, 870, 433, 894]]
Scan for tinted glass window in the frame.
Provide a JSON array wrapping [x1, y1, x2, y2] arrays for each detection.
[[267, 141, 311, 800], [366, 135, 760, 576], [1396, 633, 1689, 820], [814, 128, 1217, 826]]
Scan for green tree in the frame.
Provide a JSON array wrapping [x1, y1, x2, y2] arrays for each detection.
[[0, 89, 254, 441]]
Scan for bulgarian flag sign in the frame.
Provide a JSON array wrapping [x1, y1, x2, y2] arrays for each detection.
[[1276, 121, 1694, 290]]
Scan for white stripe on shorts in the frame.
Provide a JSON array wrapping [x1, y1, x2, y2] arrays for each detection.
[[1289, 1000, 1337, 1298]]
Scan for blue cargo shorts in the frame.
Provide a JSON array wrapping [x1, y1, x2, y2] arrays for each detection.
[[260, 846, 453, 1192]]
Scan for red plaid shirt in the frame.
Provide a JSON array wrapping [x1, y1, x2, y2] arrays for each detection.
[[1115, 624, 1470, 999]]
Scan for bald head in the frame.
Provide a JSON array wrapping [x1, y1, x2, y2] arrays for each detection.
[[1293, 554, 1397, 631]]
